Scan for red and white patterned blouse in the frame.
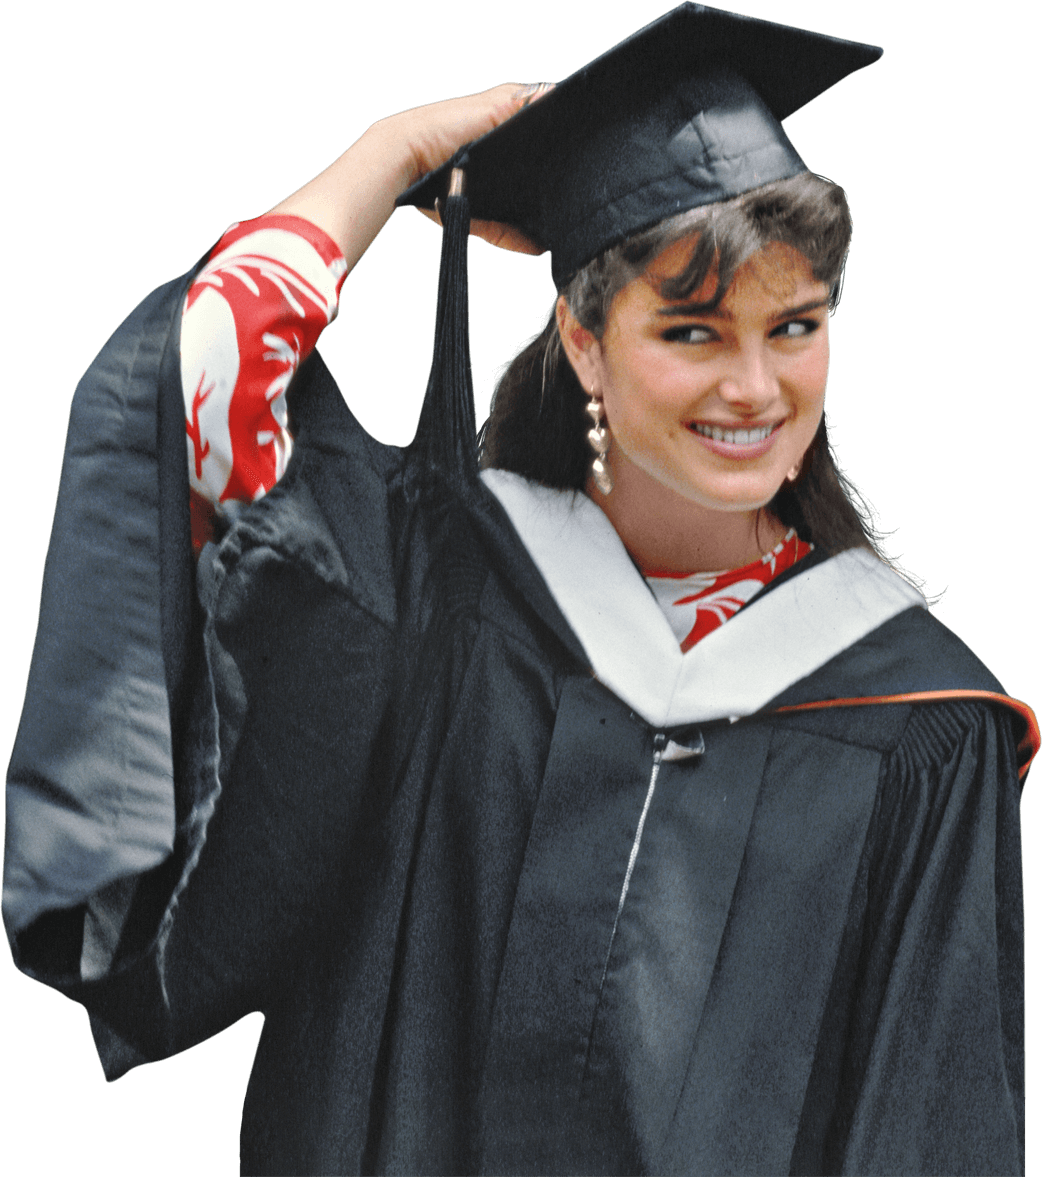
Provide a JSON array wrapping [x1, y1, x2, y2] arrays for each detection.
[[645, 529, 814, 652], [181, 214, 347, 551], [180, 214, 811, 647]]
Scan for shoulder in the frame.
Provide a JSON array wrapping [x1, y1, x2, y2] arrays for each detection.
[[767, 548, 1012, 701], [766, 568, 1037, 779], [881, 695, 1018, 783]]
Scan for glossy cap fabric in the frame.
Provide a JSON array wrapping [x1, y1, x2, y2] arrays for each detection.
[[398, 3, 882, 286]]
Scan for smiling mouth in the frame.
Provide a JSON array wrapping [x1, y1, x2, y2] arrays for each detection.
[[691, 422, 780, 445]]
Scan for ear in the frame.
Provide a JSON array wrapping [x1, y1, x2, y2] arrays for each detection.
[[555, 295, 603, 394]]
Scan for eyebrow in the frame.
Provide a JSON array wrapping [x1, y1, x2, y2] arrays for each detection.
[[657, 298, 829, 320]]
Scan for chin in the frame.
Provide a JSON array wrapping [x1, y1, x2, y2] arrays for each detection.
[[666, 476, 786, 515]]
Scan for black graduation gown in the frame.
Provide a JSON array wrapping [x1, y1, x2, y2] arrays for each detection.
[[3, 268, 1033, 1176]]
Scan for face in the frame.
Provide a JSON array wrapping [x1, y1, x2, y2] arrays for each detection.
[[560, 238, 830, 516]]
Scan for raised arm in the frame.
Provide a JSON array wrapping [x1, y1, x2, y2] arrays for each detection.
[[182, 86, 547, 545]]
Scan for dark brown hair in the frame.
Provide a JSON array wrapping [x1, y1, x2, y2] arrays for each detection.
[[480, 173, 884, 558]]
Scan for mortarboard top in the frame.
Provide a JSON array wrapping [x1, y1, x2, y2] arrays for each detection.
[[398, 3, 882, 287]]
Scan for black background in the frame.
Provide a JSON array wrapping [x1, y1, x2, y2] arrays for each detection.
[[10, 6, 1031, 1167]]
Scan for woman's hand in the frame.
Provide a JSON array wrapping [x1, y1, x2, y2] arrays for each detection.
[[388, 83, 549, 255], [270, 83, 549, 274]]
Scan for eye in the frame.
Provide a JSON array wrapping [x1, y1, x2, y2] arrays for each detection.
[[661, 323, 718, 344], [770, 318, 821, 340]]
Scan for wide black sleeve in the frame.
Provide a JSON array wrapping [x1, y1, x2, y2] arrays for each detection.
[[3, 272, 399, 1075], [4, 272, 198, 950], [793, 700, 1024, 1176]]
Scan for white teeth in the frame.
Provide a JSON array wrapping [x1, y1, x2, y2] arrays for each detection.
[[694, 422, 776, 444]]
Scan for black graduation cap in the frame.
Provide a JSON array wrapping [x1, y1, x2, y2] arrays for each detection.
[[397, 4, 881, 485]]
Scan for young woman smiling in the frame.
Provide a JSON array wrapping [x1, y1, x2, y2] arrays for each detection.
[[558, 239, 832, 571], [4, 5, 1034, 1175]]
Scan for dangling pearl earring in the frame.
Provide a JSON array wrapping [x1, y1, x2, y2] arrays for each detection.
[[786, 459, 803, 484], [585, 393, 613, 495]]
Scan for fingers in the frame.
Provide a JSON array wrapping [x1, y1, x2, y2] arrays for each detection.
[[470, 218, 545, 255], [400, 80, 557, 182], [458, 80, 556, 142], [416, 206, 545, 256], [407, 81, 558, 256]]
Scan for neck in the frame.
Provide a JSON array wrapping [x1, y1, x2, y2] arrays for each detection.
[[587, 460, 786, 575]]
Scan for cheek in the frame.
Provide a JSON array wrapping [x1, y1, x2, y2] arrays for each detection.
[[778, 341, 829, 437], [799, 338, 830, 405], [599, 345, 685, 438]]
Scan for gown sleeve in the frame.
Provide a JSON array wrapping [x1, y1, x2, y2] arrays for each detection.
[[793, 698, 1024, 1176], [3, 240, 397, 1075], [4, 216, 346, 941]]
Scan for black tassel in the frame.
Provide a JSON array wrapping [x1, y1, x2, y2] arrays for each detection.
[[413, 157, 479, 486]]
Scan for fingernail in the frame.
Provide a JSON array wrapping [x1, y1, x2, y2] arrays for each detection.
[[516, 81, 555, 107]]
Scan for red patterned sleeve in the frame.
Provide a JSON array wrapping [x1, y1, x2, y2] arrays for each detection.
[[180, 214, 348, 553]]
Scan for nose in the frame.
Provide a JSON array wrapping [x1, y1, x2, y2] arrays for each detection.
[[717, 343, 777, 412]]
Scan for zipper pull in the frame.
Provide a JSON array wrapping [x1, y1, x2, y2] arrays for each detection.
[[653, 731, 667, 762]]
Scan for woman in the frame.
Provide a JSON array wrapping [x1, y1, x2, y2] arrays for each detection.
[[2, 4, 1031, 1172]]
